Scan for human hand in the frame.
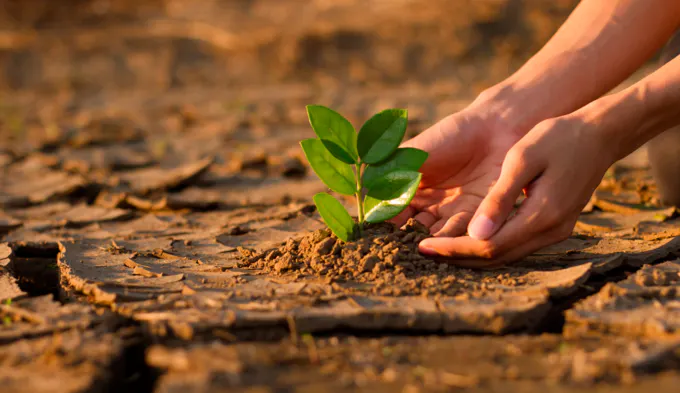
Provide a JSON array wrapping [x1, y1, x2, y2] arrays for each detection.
[[418, 113, 616, 267], [392, 104, 524, 237]]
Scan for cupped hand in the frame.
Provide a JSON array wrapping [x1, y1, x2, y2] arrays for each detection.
[[418, 114, 616, 267], [392, 108, 523, 238]]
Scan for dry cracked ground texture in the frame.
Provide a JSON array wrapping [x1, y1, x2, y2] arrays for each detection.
[[1, 91, 679, 393], [1, 1, 680, 392]]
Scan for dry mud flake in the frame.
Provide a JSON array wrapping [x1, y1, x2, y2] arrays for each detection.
[[147, 335, 680, 393], [576, 206, 677, 234], [217, 213, 325, 252], [565, 261, 680, 338], [0, 268, 23, 302], [58, 240, 191, 304], [165, 175, 326, 209], [66, 116, 144, 147], [0, 215, 22, 234], [56, 142, 156, 172], [0, 329, 125, 393], [118, 157, 213, 194], [186, 202, 315, 230], [113, 285, 553, 338], [6, 203, 131, 230], [98, 213, 190, 238], [0, 243, 11, 262], [0, 295, 113, 344], [48, 204, 131, 227], [110, 220, 603, 338], [524, 234, 680, 275], [0, 169, 85, 208]]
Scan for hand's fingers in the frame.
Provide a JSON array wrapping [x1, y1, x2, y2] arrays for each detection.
[[389, 206, 416, 227], [419, 180, 549, 259], [467, 148, 545, 240], [420, 175, 574, 262], [430, 210, 474, 237], [429, 193, 482, 234], [410, 188, 453, 211], [401, 114, 480, 187], [414, 211, 438, 228], [422, 225, 570, 269]]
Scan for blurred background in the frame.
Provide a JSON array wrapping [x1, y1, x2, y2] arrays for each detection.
[[0, 0, 655, 210], [0, 0, 581, 151], [1, 0, 580, 93]]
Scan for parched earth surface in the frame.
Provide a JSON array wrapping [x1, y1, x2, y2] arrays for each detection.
[[1, 1, 680, 392]]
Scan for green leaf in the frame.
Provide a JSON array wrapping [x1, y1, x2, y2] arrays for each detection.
[[364, 172, 421, 223], [301, 139, 356, 195], [313, 193, 355, 241], [365, 170, 421, 201], [362, 148, 428, 189], [306, 105, 358, 164], [357, 109, 408, 164]]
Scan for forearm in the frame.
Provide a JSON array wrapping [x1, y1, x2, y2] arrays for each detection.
[[474, 0, 680, 134], [582, 54, 680, 161]]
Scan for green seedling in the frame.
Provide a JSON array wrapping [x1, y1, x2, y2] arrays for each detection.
[[301, 105, 428, 241]]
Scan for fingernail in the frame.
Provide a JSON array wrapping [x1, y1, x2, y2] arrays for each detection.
[[419, 241, 439, 256], [468, 214, 495, 240]]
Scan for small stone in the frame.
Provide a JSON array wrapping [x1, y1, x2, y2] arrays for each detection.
[[439, 263, 448, 272]]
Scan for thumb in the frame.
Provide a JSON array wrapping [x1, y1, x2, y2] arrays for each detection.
[[467, 149, 543, 240]]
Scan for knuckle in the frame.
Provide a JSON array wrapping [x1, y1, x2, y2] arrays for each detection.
[[484, 192, 506, 212], [479, 242, 502, 260], [506, 147, 529, 169], [537, 118, 558, 131]]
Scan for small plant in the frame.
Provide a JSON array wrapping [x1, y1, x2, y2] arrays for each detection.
[[301, 105, 428, 241]]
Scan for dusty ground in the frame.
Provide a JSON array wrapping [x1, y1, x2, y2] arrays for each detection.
[[1, 1, 679, 392]]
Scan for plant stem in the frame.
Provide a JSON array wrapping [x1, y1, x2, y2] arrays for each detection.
[[355, 163, 365, 237]]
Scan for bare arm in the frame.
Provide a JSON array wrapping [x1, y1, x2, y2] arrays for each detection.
[[594, 54, 680, 160], [477, 0, 680, 134], [400, 0, 680, 261], [434, 40, 680, 266]]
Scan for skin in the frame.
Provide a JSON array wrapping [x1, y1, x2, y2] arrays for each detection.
[[394, 0, 680, 267]]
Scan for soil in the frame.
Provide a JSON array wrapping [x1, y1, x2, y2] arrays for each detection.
[[1, 1, 679, 392]]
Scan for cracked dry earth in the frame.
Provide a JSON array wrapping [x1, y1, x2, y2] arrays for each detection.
[[1, 95, 679, 393], [0, 0, 678, 385]]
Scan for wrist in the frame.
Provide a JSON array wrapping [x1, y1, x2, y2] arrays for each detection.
[[467, 77, 566, 139], [570, 90, 644, 163]]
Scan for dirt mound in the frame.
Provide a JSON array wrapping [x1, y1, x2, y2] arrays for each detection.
[[238, 218, 523, 297]]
